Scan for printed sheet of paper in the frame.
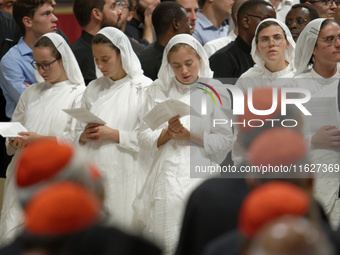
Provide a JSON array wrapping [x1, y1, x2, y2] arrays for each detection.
[[63, 108, 106, 125], [305, 97, 338, 133], [0, 122, 28, 138], [143, 99, 200, 131]]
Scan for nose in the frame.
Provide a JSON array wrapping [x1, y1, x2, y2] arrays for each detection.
[[268, 37, 276, 46], [181, 65, 188, 75], [331, 1, 337, 8], [52, 13, 58, 22], [116, 8, 123, 15], [189, 10, 197, 21]]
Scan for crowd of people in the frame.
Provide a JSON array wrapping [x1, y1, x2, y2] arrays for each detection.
[[0, 0, 339, 254]]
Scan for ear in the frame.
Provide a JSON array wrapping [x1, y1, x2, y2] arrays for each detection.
[[313, 46, 317, 57], [172, 18, 179, 31], [286, 40, 290, 50], [127, 11, 133, 22], [242, 15, 250, 29], [305, 1, 312, 6], [92, 8, 102, 22], [22, 16, 32, 29]]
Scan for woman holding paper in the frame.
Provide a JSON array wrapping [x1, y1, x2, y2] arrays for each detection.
[[0, 33, 85, 245], [294, 18, 340, 229], [74, 27, 152, 230], [134, 34, 235, 255]]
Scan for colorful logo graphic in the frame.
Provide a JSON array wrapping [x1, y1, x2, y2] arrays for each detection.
[[196, 82, 222, 106]]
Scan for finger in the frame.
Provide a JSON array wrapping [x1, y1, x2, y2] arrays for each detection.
[[18, 132, 29, 136], [169, 115, 181, 123], [322, 125, 336, 131], [86, 123, 100, 128]]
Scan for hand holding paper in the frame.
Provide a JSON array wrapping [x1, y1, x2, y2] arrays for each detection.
[[0, 122, 28, 138], [143, 99, 200, 131]]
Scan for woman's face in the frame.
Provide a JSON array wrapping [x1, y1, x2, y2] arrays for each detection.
[[256, 25, 289, 66], [314, 22, 340, 65], [285, 7, 312, 42], [33, 47, 66, 84], [168, 46, 201, 85], [92, 43, 126, 81]]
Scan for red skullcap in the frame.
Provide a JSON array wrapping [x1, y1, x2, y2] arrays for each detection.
[[16, 139, 74, 187], [237, 87, 281, 132], [24, 182, 100, 236], [248, 127, 307, 166], [238, 181, 309, 239]]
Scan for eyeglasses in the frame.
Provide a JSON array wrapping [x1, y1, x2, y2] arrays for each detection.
[[31, 58, 60, 71], [258, 34, 285, 45], [246, 14, 267, 21], [286, 18, 308, 26], [308, 0, 339, 6], [110, 1, 128, 10], [318, 34, 340, 45]]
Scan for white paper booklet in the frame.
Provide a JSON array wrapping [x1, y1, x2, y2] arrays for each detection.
[[0, 122, 28, 138], [63, 108, 106, 125], [143, 99, 200, 131]]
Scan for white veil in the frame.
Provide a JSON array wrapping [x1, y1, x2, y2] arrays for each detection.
[[156, 34, 213, 91], [294, 18, 326, 75], [35, 33, 85, 86], [251, 18, 296, 72], [97, 27, 144, 80]]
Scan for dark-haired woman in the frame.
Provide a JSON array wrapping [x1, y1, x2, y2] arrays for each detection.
[[75, 27, 152, 230]]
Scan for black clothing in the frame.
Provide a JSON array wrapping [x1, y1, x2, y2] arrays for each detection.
[[71, 30, 96, 86], [125, 17, 151, 47], [209, 36, 254, 80], [139, 41, 164, 81]]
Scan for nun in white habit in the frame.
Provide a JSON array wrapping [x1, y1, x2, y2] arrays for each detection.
[[236, 18, 296, 91], [0, 32, 86, 245], [74, 27, 152, 231], [294, 18, 340, 230], [133, 34, 235, 255]]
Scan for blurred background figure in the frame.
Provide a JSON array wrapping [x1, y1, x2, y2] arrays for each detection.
[[193, 0, 233, 45], [0, 0, 15, 14], [285, 3, 319, 42], [204, 0, 247, 58], [247, 216, 335, 255], [138, 1, 191, 80], [125, 0, 160, 46], [301, 0, 338, 19]]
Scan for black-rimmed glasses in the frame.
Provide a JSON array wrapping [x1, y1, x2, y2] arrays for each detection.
[[285, 18, 308, 26], [31, 58, 60, 71], [318, 34, 340, 45], [308, 0, 339, 6]]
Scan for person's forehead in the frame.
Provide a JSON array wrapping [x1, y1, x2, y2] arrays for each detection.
[[287, 7, 312, 18], [176, 0, 198, 8]]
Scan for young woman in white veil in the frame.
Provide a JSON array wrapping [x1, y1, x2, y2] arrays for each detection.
[[75, 27, 152, 231], [236, 18, 296, 91], [294, 18, 340, 230], [0, 33, 86, 245], [134, 34, 235, 255]]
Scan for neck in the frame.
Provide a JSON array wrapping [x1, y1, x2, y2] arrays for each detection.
[[157, 34, 172, 47], [269, 0, 281, 9], [201, 6, 226, 28], [265, 59, 288, 73], [239, 30, 252, 46], [83, 22, 101, 36], [313, 61, 337, 78], [23, 32, 40, 50], [110, 71, 127, 82]]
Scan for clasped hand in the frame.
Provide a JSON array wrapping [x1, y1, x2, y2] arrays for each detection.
[[167, 115, 190, 141], [80, 123, 119, 143]]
